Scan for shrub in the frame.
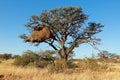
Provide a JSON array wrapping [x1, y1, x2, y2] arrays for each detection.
[[66, 60, 78, 68], [84, 58, 99, 70], [13, 50, 53, 68], [77, 57, 108, 72], [48, 59, 67, 73], [12, 55, 20, 59], [34, 59, 50, 68], [48, 59, 78, 73], [13, 50, 39, 67]]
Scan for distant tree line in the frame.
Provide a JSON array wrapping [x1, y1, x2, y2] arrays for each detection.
[[98, 50, 120, 62], [0, 53, 20, 60], [0, 50, 120, 63], [0, 53, 12, 60]]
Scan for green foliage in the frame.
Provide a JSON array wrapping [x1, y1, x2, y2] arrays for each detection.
[[13, 50, 55, 68], [34, 59, 49, 68], [13, 50, 39, 67]]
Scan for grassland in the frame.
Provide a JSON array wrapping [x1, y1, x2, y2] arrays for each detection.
[[0, 59, 120, 80]]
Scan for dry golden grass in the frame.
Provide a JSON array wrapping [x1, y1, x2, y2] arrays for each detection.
[[0, 59, 120, 80]]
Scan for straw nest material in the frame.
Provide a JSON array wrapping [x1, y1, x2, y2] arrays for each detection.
[[25, 24, 52, 42]]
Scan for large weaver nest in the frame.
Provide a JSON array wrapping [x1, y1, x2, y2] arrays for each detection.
[[25, 24, 52, 42]]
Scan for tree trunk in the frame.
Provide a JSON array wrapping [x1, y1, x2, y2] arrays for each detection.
[[63, 54, 68, 61], [58, 40, 68, 61], [58, 49, 68, 61]]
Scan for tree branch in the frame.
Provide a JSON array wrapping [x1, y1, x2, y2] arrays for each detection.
[[44, 40, 58, 50]]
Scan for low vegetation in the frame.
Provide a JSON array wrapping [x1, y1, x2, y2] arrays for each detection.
[[1, 58, 120, 80], [13, 50, 54, 68], [0, 50, 120, 80]]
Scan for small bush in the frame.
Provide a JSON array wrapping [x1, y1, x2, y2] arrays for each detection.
[[66, 60, 78, 68], [34, 59, 50, 68], [55, 59, 67, 72], [13, 50, 39, 67], [12, 55, 20, 59], [47, 59, 67, 73], [84, 58, 99, 70], [13, 50, 53, 68], [77, 58, 108, 71], [48, 59, 78, 73]]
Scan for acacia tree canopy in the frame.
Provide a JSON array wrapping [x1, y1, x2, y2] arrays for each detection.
[[20, 6, 103, 60]]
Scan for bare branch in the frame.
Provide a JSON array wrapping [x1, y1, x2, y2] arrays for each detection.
[[44, 40, 58, 50]]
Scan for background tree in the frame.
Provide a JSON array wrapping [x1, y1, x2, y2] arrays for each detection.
[[20, 6, 103, 60], [97, 50, 119, 62], [98, 50, 109, 60], [0, 53, 12, 60]]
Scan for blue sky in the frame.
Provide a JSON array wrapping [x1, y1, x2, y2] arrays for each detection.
[[0, 0, 120, 58]]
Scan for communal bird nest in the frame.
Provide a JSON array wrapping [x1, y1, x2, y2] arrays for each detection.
[[25, 24, 52, 43]]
